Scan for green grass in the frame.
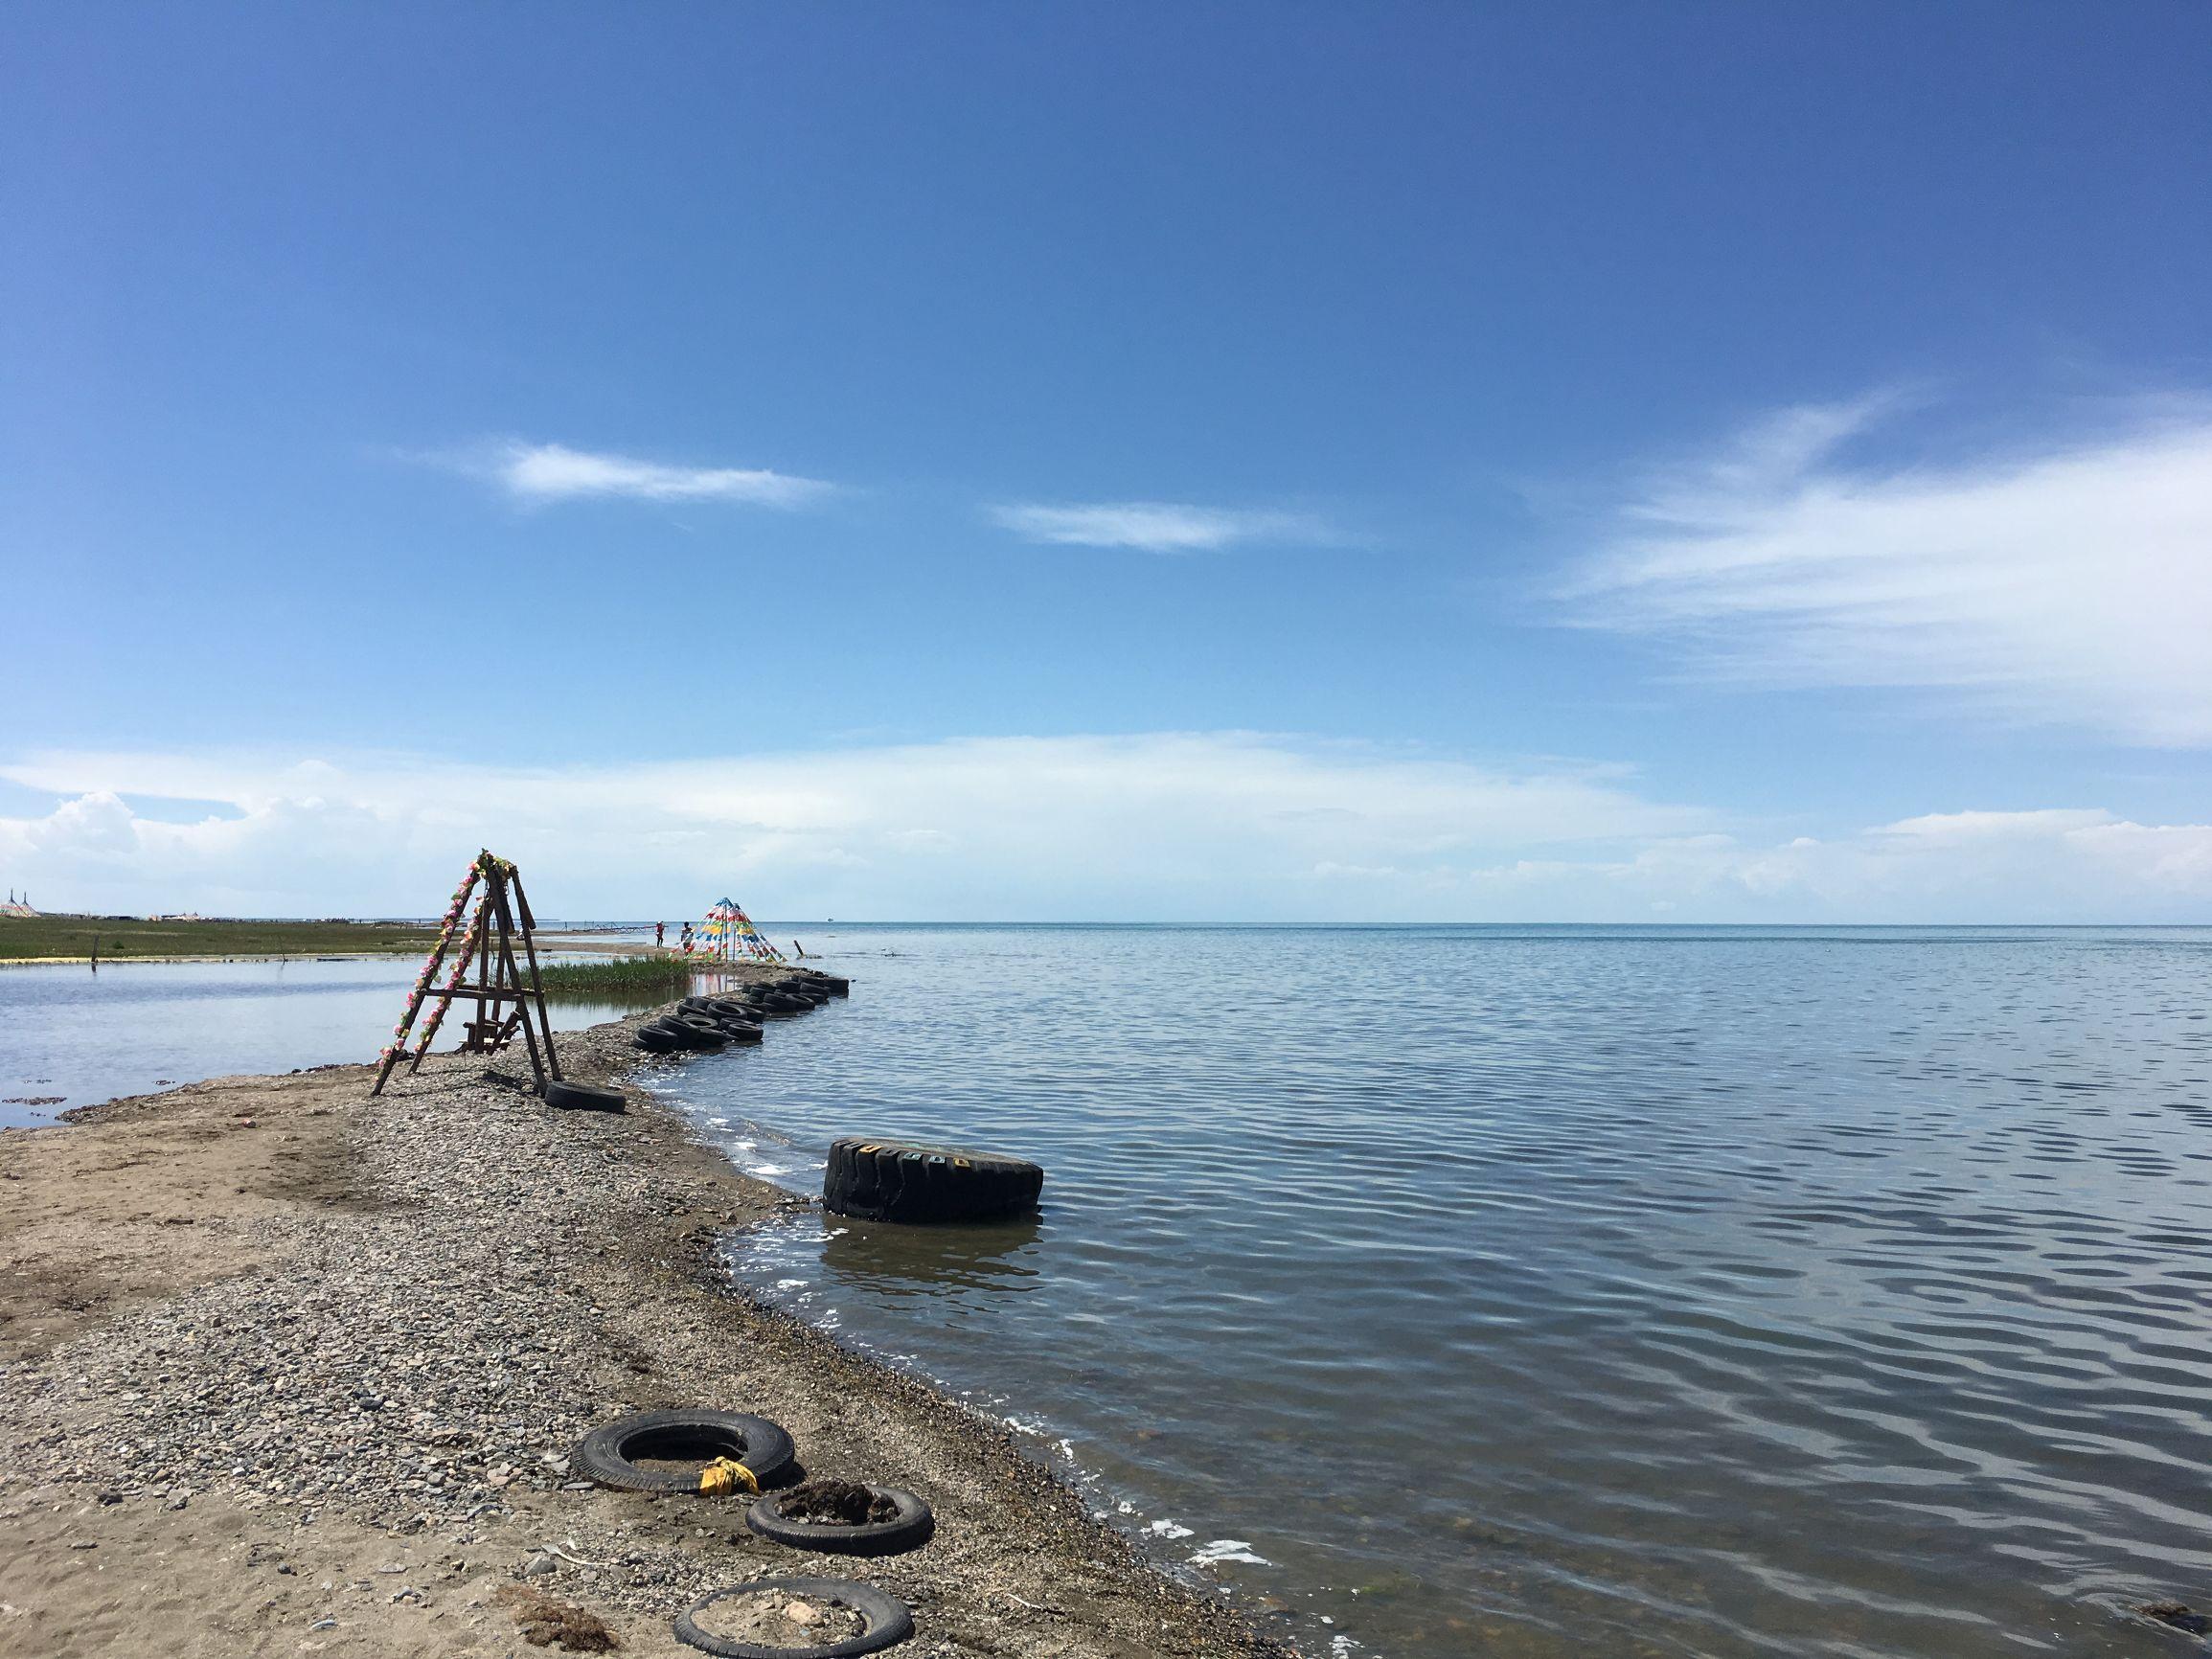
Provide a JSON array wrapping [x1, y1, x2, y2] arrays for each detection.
[[533, 955, 706, 996], [0, 914, 444, 962]]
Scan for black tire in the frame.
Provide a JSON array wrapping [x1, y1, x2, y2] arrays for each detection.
[[674, 1579, 913, 1659], [745, 1485, 933, 1557], [709, 999, 766, 1024], [673, 1016, 729, 1050], [637, 1025, 685, 1053], [545, 1080, 627, 1113], [717, 1023, 765, 1046], [759, 997, 809, 1017], [680, 996, 720, 1012], [572, 1408, 797, 1494], [822, 1139, 1043, 1224]]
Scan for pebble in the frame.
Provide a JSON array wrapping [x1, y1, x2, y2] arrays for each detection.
[[0, 1025, 702, 1611]]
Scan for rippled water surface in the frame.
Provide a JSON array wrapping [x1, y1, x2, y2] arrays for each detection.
[[650, 925, 2212, 1659]]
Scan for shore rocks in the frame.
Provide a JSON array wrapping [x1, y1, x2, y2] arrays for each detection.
[[0, 1006, 1296, 1659]]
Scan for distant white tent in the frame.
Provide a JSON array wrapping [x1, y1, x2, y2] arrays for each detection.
[[1, 891, 35, 918], [696, 898, 784, 964]]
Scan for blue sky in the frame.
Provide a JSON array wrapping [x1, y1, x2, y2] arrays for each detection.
[[4, 2, 2209, 920]]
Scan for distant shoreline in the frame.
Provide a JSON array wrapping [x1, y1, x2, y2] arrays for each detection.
[[0, 917, 650, 966]]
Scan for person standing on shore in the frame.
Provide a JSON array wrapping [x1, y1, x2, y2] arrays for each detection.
[[680, 921, 694, 954], [655, 920, 665, 948]]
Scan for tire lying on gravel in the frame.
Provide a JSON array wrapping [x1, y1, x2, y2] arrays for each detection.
[[637, 1022, 687, 1053], [822, 1138, 1044, 1224], [745, 1483, 934, 1557], [674, 1578, 913, 1659], [573, 1408, 797, 1495], [544, 1080, 627, 1113]]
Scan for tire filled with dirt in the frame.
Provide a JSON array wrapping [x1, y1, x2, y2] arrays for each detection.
[[673, 1577, 913, 1659], [745, 1479, 934, 1557], [822, 1138, 1044, 1224]]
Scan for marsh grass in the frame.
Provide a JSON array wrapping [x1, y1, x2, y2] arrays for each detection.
[[0, 914, 441, 962], [534, 955, 706, 996]]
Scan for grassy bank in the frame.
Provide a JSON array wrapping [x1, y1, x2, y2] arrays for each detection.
[[533, 954, 703, 996], [0, 914, 442, 963]]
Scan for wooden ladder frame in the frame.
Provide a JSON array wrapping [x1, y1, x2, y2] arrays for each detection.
[[371, 851, 561, 1096]]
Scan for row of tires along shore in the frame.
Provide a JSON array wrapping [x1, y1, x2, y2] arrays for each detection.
[[617, 970, 1048, 1227], [633, 970, 852, 1054]]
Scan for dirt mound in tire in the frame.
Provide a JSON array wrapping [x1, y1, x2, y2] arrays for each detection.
[[779, 1478, 901, 1526]]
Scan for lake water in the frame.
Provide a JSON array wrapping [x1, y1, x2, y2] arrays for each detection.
[[0, 954, 658, 1129], [642, 924, 2212, 1659]]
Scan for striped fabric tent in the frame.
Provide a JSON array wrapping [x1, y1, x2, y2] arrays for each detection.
[[697, 898, 784, 964]]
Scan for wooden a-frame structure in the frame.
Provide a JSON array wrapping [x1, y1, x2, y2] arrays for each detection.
[[372, 850, 561, 1096]]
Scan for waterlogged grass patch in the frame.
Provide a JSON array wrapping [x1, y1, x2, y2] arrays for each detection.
[[535, 956, 705, 997]]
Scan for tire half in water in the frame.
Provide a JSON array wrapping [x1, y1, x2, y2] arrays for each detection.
[[822, 1138, 1043, 1224]]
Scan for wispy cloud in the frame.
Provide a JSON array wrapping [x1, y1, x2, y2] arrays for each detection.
[[989, 501, 1326, 552], [1563, 399, 2212, 745], [480, 442, 832, 508], [3, 741, 2206, 922]]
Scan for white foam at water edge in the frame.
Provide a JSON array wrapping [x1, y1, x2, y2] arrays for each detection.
[[1329, 1636, 1361, 1657], [1188, 1539, 1273, 1567], [748, 1164, 788, 1176], [1144, 1517, 1195, 1540]]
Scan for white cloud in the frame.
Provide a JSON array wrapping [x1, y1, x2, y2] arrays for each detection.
[[1, 741, 2206, 923], [0, 737, 1695, 920], [1459, 809, 2212, 920], [988, 501, 1325, 551], [483, 442, 832, 508], [1564, 400, 2212, 745]]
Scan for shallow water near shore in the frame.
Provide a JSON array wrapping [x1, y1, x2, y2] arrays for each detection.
[[650, 924, 2212, 1659], [0, 954, 660, 1128]]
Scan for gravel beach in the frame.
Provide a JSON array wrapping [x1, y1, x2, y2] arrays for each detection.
[[0, 995, 1292, 1659]]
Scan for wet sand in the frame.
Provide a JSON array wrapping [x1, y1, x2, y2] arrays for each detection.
[[0, 1001, 1290, 1658]]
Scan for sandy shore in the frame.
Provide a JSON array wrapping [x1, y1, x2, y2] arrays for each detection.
[[0, 993, 1291, 1658]]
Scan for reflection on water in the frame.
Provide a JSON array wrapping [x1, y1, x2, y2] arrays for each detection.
[[0, 954, 673, 1128], [764, 1212, 1046, 1299], [655, 924, 2212, 1659]]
